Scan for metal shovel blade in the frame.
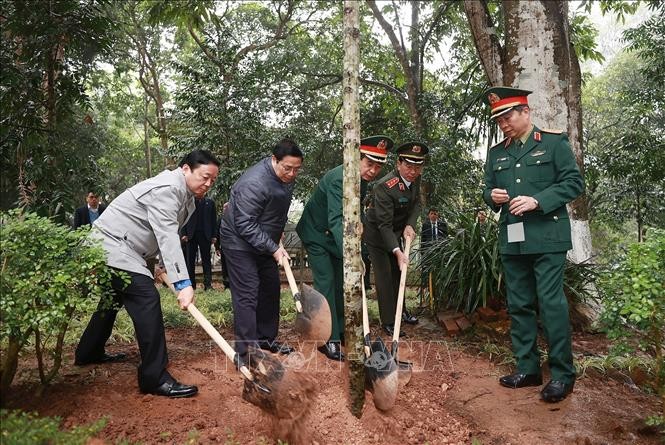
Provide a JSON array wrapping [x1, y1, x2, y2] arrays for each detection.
[[241, 346, 317, 420], [364, 335, 399, 411], [294, 284, 332, 347], [391, 341, 413, 387]]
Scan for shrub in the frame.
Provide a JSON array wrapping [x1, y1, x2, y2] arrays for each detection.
[[0, 409, 106, 445], [0, 210, 114, 393], [599, 228, 665, 411], [418, 212, 502, 313]]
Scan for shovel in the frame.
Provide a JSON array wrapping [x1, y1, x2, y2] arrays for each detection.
[[159, 273, 315, 419], [391, 237, 414, 386], [280, 251, 332, 348], [361, 272, 398, 411]]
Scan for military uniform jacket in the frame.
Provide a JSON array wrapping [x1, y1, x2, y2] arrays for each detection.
[[482, 126, 584, 255], [363, 170, 421, 252], [296, 164, 344, 259], [92, 167, 195, 281]]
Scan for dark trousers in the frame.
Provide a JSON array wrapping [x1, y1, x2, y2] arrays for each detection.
[[304, 241, 344, 342], [184, 232, 213, 289], [224, 248, 280, 356], [75, 270, 170, 390], [502, 252, 575, 384], [367, 244, 401, 325]]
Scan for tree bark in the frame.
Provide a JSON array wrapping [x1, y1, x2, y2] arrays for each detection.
[[465, 0, 594, 263], [342, 0, 365, 419]]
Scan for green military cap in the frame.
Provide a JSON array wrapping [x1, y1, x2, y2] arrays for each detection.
[[360, 135, 394, 163], [483, 86, 532, 119], [396, 141, 429, 164]]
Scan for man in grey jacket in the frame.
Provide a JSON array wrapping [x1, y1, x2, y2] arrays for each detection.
[[75, 150, 220, 398], [220, 138, 302, 362]]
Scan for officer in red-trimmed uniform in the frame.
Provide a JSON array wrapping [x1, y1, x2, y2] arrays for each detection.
[[363, 142, 429, 337], [482, 86, 584, 403]]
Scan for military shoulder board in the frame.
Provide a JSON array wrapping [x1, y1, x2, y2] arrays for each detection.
[[491, 137, 509, 150], [541, 128, 563, 134], [385, 177, 400, 188]]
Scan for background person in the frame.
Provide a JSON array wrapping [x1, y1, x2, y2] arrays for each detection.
[[180, 196, 217, 291], [73, 191, 106, 229]]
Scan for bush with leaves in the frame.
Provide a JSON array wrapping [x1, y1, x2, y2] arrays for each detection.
[[0, 210, 114, 394], [599, 228, 665, 415], [419, 212, 503, 313], [0, 409, 106, 445]]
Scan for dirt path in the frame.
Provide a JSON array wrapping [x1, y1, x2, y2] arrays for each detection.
[[4, 318, 662, 444]]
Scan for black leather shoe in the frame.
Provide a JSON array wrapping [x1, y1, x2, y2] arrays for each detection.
[[144, 380, 198, 398], [541, 379, 574, 403], [75, 352, 127, 366], [258, 340, 294, 355], [318, 341, 344, 361], [381, 324, 405, 338], [402, 309, 419, 325], [499, 372, 543, 388], [234, 353, 248, 371]]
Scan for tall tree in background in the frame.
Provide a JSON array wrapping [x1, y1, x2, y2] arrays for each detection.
[[0, 0, 113, 219], [464, 0, 594, 263], [341, 0, 364, 418]]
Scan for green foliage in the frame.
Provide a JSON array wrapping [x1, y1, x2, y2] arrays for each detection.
[[0, 409, 106, 445], [0, 0, 114, 221], [419, 212, 502, 313], [583, 50, 665, 235], [599, 230, 665, 371], [421, 211, 602, 315], [0, 210, 114, 390]]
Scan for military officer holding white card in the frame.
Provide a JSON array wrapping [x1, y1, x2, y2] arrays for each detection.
[[482, 87, 584, 403]]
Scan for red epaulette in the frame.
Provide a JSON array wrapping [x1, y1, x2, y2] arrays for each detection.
[[534, 131, 542, 142], [385, 177, 400, 188], [504, 138, 512, 148]]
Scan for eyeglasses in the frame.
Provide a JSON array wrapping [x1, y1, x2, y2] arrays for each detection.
[[277, 162, 302, 174]]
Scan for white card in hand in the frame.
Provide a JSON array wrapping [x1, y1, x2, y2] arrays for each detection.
[[507, 222, 525, 243]]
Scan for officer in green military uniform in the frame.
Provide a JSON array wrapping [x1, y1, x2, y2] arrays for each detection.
[[296, 136, 392, 361], [482, 86, 584, 403], [363, 141, 428, 337]]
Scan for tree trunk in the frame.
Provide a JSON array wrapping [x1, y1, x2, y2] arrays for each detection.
[[144, 93, 152, 178], [0, 333, 27, 398], [342, 0, 365, 419], [465, 0, 593, 263]]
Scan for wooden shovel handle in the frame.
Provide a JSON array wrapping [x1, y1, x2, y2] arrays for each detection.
[[158, 273, 253, 381], [361, 273, 371, 358], [392, 237, 412, 343], [279, 245, 303, 313]]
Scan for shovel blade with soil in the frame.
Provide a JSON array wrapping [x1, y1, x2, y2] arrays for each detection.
[[281, 256, 332, 347], [361, 274, 399, 411], [159, 273, 316, 420]]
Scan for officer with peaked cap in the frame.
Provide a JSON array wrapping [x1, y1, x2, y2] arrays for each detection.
[[363, 141, 428, 337], [296, 136, 392, 361], [482, 86, 584, 403]]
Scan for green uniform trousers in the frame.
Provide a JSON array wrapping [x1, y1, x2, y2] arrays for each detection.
[[367, 244, 400, 325], [502, 252, 576, 384], [304, 241, 344, 342]]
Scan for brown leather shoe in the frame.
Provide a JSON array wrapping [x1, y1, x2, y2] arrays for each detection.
[[499, 372, 542, 388]]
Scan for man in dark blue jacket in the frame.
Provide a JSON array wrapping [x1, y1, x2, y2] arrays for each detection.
[[220, 138, 303, 361]]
